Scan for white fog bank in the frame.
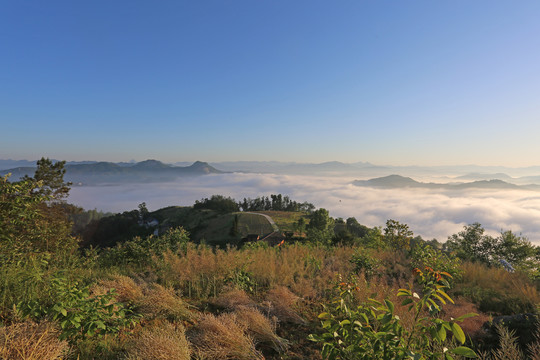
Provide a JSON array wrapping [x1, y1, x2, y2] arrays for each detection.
[[68, 173, 540, 245]]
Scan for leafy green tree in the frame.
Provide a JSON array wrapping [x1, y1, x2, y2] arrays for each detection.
[[0, 170, 76, 261], [307, 208, 335, 245], [193, 195, 239, 213], [358, 227, 386, 249], [446, 224, 539, 273], [0, 175, 47, 261], [384, 219, 413, 251], [346, 217, 370, 238]]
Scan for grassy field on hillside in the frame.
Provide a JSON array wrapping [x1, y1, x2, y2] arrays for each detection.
[[236, 213, 275, 236], [254, 211, 309, 232]]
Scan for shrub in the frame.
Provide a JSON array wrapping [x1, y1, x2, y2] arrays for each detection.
[[350, 250, 381, 280], [410, 243, 463, 281], [17, 276, 138, 343], [310, 268, 477, 359]]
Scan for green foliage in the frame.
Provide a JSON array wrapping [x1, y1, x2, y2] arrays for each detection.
[[307, 208, 335, 245], [310, 268, 477, 360], [226, 268, 258, 293], [350, 250, 381, 280], [100, 227, 189, 267], [410, 243, 463, 281], [0, 175, 48, 262], [23, 157, 72, 201], [239, 193, 315, 212], [17, 276, 138, 343], [346, 217, 370, 239], [384, 219, 413, 251], [445, 224, 539, 275], [358, 227, 386, 249], [1, 172, 76, 263], [194, 194, 240, 213]]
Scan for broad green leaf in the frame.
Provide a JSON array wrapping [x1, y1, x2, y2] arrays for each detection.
[[455, 313, 478, 322], [450, 323, 466, 344], [318, 312, 331, 320], [450, 346, 477, 358]]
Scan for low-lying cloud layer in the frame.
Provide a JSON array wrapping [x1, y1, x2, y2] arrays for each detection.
[[68, 173, 540, 245]]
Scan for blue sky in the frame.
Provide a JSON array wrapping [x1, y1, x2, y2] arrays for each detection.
[[1, 1, 540, 166]]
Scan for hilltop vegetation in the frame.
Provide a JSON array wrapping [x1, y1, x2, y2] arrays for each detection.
[[2, 159, 540, 359]]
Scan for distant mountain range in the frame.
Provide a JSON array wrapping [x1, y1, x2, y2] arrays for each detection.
[[1, 160, 222, 185], [4, 158, 540, 186], [353, 175, 540, 191]]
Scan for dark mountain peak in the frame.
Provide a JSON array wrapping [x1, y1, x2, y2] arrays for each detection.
[[371, 174, 419, 186], [352, 174, 421, 188], [188, 161, 222, 173]]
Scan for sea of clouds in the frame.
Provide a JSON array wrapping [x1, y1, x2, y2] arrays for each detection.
[[68, 173, 540, 245]]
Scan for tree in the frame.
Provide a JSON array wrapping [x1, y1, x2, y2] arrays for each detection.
[[444, 223, 494, 264], [445, 224, 540, 272], [24, 157, 72, 202], [0, 172, 75, 262], [384, 219, 413, 251], [306, 208, 334, 245]]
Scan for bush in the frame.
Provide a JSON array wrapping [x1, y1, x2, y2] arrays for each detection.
[[310, 268, 477, 359], [17, 276, 138, 343]]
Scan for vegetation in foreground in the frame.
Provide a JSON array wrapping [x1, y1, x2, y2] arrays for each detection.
[[2, 158, 540, 359]]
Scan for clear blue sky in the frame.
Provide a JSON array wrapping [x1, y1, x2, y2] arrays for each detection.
[[1, 1, 540, 166]]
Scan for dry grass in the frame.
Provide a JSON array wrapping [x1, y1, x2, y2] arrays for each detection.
[[95, 275, 144, 304], [211, 288, 255, 311], [157, 243, 358, 302], [189, 313, 263, 360], [235, 305, 289, 353], [137, 284, 192, 321], [461, 261, 540, 300], [490, 324, 524, 360], [0, 320, 69, 360], [264, 286, 305, 325], [528, 331, 540, 360], [125, 321, 191, 360]]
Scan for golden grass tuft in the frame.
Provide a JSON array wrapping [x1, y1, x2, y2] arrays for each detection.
[[0, 320, 69, 360], [235, 305, 289, 353], [211, 288, 255, 311], [96, 275, 144, 304], [137, 284, 192, 321], [189, 313, 263, 360], [125, 321, 191, 360], [264, 286, 305, 325]]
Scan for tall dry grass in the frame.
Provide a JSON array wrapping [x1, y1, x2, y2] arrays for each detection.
[[456, 262, 540, 314], [189, 313, 263, 360], [158, 243, 358, 301], [137, 284, 193, 322], [125, 321, 191, 360], [235, 306, 289, 353], [0, 320, 69, 360]]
